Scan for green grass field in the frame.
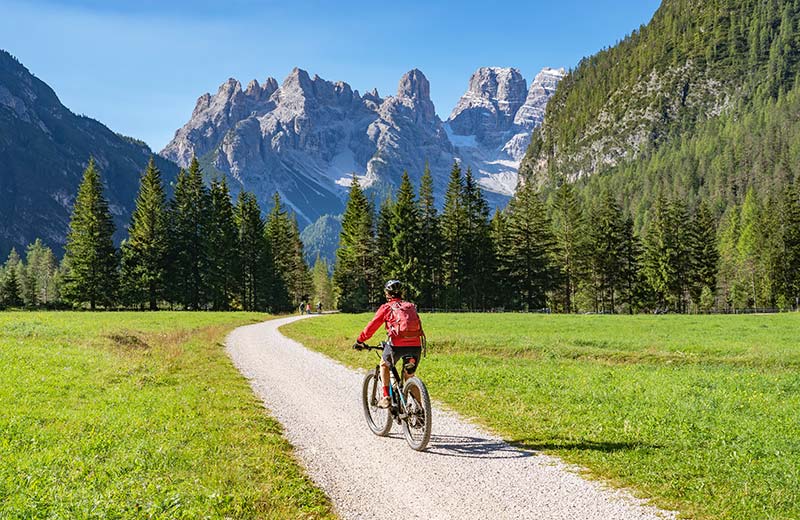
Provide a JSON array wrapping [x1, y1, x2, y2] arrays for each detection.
[[282, 313, 800, 520], [0, 312, 334, 520]]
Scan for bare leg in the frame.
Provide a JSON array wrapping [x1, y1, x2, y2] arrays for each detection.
[[380, 360, 390, 389]]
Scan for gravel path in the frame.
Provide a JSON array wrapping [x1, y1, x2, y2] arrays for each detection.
[[226, 315, 677, 520]]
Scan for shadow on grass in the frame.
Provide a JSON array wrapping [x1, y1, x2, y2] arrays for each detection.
[[511, 438, 661, 453]]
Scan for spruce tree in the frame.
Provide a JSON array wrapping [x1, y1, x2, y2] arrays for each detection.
[[716, 205, 741, 309], [334, 177, 377, 312], [462, 167, 494, 310], [23, 239, 58, 307], [167, 157, 210, 310], [206, 177, 239, 310], [440, 162, 467, 309], [387, 171, 421, 299], [505, 184, 557, 311], [643, 196, 692, 312], [2, 261, 22, 308], [736, 188, 762, 308], [689, 201, 720, 306], [587, 191, 625, 312], [62, 158, 119, 310], [311, 255, 335, 310], [120, 158, 168, 310], [490, 209, 513, 309], [375, 195, 394, 284], [551, 181, 587, 313], [235, 191, 272, 311], [265, 193, 309, 310], [417, 163, 442, 309], [780, 182, 800, 308]]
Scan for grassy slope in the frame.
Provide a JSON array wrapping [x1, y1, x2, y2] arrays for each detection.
[[282, 313, 800, 520], [0, 312, 334, 520]]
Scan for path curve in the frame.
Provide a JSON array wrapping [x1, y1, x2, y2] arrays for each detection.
[[226, 315, 676, 520]]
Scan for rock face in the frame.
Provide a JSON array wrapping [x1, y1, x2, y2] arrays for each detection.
[[162, 68, 456, 225], [445, 67, 565, 195], [0, 50, 178, 259], [162, 66, 563, 225]]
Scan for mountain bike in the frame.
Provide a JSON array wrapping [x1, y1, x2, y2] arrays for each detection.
[[357, 343, 432, 451]]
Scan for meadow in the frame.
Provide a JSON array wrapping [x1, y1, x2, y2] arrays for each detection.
[[0, 312, 333, 519], [282, 312, 800, 520]]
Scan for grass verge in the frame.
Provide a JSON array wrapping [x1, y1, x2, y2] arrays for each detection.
[[282, 312, 800, 520], [0, 311, 334, 519]]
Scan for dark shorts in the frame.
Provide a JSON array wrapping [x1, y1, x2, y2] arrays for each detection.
[[381, 343, 422, 374]]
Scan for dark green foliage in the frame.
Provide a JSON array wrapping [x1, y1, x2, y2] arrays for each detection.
[[490, 210, 513, 309], [167, 158, 210, 310], [235, 192, 272, 311], [334, 177, 378, 312], [375, 196, 394, 283], [504, 184, 557, 311], [551, 181, 587, 313], [1, 249, 22, 308], [387, 172, 421, 299], [266, 192, 308, 311], [206, 178, 239, 311], [120, 158, 168, 310], [585, 191, 627, 313], [688, 201, 720, 304], [440, 162, 468, 308], [461, 167, 494, 310], [62, 158, 119, 310], [416, 164, 442, 309]]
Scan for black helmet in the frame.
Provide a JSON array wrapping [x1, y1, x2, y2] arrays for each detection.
[[384, 279, 403, 297]]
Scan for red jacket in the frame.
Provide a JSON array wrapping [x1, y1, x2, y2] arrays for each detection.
[[357, 298, 422, 347]]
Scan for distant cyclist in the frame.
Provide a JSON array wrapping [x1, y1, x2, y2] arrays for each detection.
[[353, 280, 424, 408]]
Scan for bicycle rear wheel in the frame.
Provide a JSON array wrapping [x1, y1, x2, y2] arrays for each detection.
[[362, 371, 391, 436], [402, 377, 432, 451]]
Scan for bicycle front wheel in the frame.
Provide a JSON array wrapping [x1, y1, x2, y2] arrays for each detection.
[[362, 371, 391, 436], [402, 377, 432, 451]]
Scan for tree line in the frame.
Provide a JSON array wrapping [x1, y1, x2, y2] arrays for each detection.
[[0, 156, 326, 311], [333, 161, 800, 313]]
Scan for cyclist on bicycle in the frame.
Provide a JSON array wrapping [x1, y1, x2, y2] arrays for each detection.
[[353, 280, 424, 408]]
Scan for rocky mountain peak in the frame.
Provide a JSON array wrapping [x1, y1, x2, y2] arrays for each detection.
[[397, 69, 430, 101], [514, 67, 566, 128]]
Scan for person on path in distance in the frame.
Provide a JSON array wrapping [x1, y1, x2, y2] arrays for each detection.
[[317, 301, 323, 313], [353, 280, 424, 408]]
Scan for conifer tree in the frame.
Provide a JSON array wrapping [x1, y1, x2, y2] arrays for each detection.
[[120, 158, 168, 310], [23, 239, 58, 307], [716, 205, 741, 309], [206, 177, 239, 310], [334, 177, 377, 312], [587, 191, 625, 312], [387, 171, 421, 299], [311, 255, 335, 310], [643, 196, 692, 312], [167, 157, 210, 309], [551, 181, 587, 313], [417, 163, 442, 309], [287, 214, 313, 308], [779, 182, 800, 308], [462, 167, 494, 310], [619, 216, 646, 313], [736, 188, 762, 307], [440, 162, 467, 309], [235, 191, 272, 311], [490, 209, 513, 309], [689, 200, 720, 306], [505, 184, 557, 311], [2, 261, 22, 308], [264, 192, 295, 310], [62, 158, 119, 310]]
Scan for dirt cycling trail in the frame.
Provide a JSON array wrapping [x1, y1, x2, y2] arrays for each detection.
[[226, 315, 676, 520]]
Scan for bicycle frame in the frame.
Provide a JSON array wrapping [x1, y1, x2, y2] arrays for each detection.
[[365, 343, 411, 417]]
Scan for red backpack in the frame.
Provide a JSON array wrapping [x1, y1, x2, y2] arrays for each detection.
[[388, 301, 424, 339]]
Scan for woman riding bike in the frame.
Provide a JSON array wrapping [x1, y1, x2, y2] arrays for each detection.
[[354, 280, 423, 408]]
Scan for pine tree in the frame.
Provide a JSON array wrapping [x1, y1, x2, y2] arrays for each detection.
[[120, 158, 168, 310], [689, 200, 720, 306], [235, 191, 272, 311], [736, 188, 762, 308], [23, 239, 58, 307], [490, 209, 513, 309], [167, 157, 210, 309], [779, 182, 800, 308], [587, 191, 625, 312], [264, 192, 294, 310], [716, 205, 741, 309], [642, 195, 692, 312], [462, 167, 494, 310], [62, 158, 119, 310], [505, 184, 557, 311], [440, 162, 467, 309], [288, 214, 313, 307], [334, 177, 377, 312], [387, 171, 421, 299], [311, 255, 335, 310], [619, 216, 646, 313], [551, 181, 587, 313], [2, 260, 22, 308], [417, 163, 442, 309], [206, 177, 239, 310]]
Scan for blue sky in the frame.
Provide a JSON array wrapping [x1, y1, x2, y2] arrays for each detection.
[[2, 0, 661, 151]]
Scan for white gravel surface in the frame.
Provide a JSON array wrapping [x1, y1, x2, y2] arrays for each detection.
[[226, 315, 677, 520]]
